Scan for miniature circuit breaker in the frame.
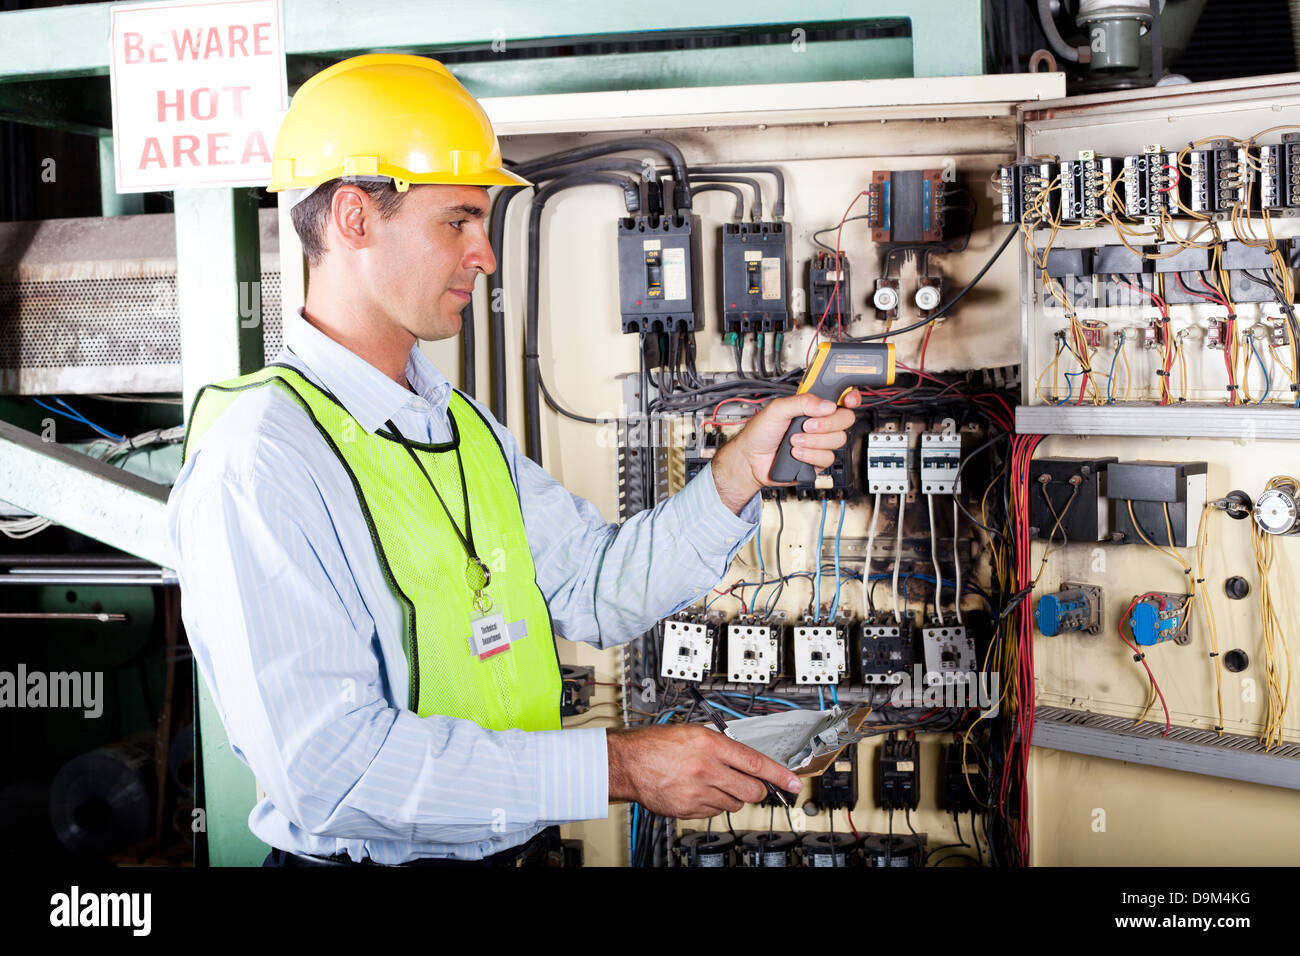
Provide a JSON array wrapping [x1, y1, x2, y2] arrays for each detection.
[[919, 432, 962, 495], [867, 431, 911, 495]]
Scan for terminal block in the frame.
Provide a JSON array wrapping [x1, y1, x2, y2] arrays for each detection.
[[720, 221, 790, 334], [998, 159, 1059, 225], [1122, 146, 1177, 221], [920, 624, 977, 688], [867, 431, 911, 495], [919, 432, 962, 495], [1060, 151, 1117, 224], [792, 619, 849, 685], [860, 620, 914, 685], [1185, 140, 1250, 220], [726, 615, 783, 684], [1259, 134, 1300, 215], [660, 613, 724, 682]]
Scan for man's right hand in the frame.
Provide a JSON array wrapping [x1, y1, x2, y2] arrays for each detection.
[[605, 724, 802, 818]]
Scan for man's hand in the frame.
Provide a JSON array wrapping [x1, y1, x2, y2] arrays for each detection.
[[606, 724, 802, 818], [710, 391, 862, 514]]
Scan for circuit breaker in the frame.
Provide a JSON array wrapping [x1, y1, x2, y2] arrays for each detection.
[[726, 618, 782, 684], [720, 221, 790, 333], [617, 214, 703, 333], [792, 621, 848, 685]]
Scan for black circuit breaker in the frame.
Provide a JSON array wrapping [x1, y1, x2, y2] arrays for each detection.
[[816, 745, 858, 811], [617, 214, 703, 334], [808, 252, 852, 329], [720, 221, 790, 333], [877, 734, 919, 810], [1028, 456, 1118, 542], [1108, 460, 1208, 548], [860, 619, 916, 686], [942, 736, 986, 814]]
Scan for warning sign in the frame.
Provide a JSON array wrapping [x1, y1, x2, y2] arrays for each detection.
[[108, 0, 287, 192]]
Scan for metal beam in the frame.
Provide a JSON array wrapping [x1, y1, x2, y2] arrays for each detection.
[[1016, 403, 1300, 440], [0, 419, 172, 567], [175, 189, 265, 415], [0, 0, 984, 83], [97, 133, 146, 217], [1032, 706, 1300, 791]]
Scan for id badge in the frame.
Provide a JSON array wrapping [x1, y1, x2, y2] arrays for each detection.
[[469, 611, 511, 660]]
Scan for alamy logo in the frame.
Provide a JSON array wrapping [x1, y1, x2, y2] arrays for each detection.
[[888, 665, 1000, 716], [0, 665, 102, 718], [49, 886, 151, 936]]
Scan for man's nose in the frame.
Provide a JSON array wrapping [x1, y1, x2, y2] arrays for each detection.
[[465, 227, 496, 276]]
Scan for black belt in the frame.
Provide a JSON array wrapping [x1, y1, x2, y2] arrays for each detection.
[[269, 827, 560, 868]]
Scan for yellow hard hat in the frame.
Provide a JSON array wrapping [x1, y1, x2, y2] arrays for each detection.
[[269, 53, 530, 193]]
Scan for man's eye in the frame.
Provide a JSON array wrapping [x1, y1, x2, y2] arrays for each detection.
[[449, 220, 467, 231]]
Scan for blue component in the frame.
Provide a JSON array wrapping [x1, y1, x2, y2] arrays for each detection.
[[1035, 593, 1066, 636], [1130, 600, 1180, 646], [881, 179, 891, 232], [1034, 589, 1090, 636]]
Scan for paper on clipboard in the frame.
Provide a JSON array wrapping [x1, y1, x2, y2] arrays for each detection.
[[707, 705, 872, 777]]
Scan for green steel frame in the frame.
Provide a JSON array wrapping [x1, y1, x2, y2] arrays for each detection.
[[0, 0, 985, 867]]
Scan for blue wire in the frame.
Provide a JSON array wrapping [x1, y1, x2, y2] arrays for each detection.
[[814, 500, 827, 621], [829, 500, 846, 621], [830, 684, 839, 707], [1106, 338, 1121, 404], [1249, 337, 1271, 403], [630, 803, 639, 855], [703, 698, 748, 720], [712, 691, 801, 709], [31, 397, 126, 442], [817, 687, 825, 710], [1053, 372, 1079, 406]]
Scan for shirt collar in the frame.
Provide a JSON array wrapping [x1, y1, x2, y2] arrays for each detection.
[[283, 308, 453, 434]]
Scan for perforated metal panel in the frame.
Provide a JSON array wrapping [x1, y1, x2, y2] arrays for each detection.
[[0, 272, 282, 395], [0, 209, 283, 395]]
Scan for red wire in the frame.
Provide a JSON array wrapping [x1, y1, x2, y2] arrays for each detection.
[[845, 808, 859, 840], [806, 191, 870, 367], [1174, 272, 1225, 306], [1116, 596, 1172, 736], [917, 324, 935, 373], [700, 396, 768, 429]]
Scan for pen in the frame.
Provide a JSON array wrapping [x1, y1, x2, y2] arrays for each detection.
[[686, 685, 790, 809]]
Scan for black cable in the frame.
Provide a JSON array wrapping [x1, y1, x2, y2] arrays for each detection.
[[487, 184, 527, 424], [524, 171, 641, 463], [459, 300, 476, 398], [687, 164, 785, 217], [515, 137, 693, 212], [842, 226, 1018, 343], [689, 183, 745, 219]]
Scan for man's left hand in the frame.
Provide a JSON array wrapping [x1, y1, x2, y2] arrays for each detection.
[[710, 391, 861, 514]]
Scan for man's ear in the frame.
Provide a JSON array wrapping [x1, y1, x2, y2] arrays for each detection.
[[329, 184, 373, 253]]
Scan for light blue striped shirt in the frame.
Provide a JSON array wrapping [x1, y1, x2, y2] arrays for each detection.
[[168, 310, 759, 863]]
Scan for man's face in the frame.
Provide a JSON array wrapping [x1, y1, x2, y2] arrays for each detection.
[[357, 183, 496, 342]]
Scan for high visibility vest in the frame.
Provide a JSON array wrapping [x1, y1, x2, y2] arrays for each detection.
[[183, 363, 562, 731]]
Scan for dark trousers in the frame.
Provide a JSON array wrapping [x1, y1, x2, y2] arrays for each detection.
[[262, 827, 562, 867]]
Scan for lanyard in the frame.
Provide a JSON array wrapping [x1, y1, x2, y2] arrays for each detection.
[[385, 417, 493, 610]]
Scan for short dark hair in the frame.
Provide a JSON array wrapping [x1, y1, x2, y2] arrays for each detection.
[[289, 178, 411, 266]]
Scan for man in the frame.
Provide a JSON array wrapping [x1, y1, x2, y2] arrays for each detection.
[[169, 53, 858, 866]]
